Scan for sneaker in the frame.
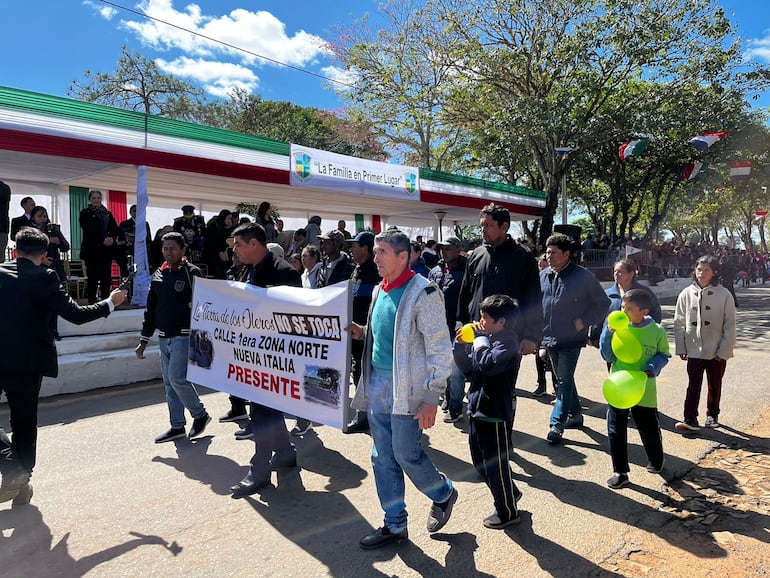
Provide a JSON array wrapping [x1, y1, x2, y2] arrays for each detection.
[[675, 420, 700, 432], [443, 411, 463, 423], [440, 397, 449, 412], [546, 425, 563, 444], [532, 384, 547, 397], [219, 408, 248, 422], [154, 427, 187, 443], [189, 414, 212, 439], [234, 425, 254, 440], [564, 415, 584, 429], [344, 417, 370, 434], [0, 464, 31, 503], [291, 419, 312, 436], [646, 459, 665, 474], [483, 511, 521, 529], [427, 487, 458, 532], [704, 416, 719, 428], [12, 482, 33, 506], [607, 473, 630, 489], [359, 526, 409, 550]]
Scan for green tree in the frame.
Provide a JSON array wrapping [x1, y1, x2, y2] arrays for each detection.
[[329, 0, 470, 171], [430, 0, 766, 244], [68, 46, 204, 117]]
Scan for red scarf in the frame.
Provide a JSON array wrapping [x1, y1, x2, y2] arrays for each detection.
[[381, 268, 415, 292]]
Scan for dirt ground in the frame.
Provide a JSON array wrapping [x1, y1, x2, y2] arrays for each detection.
[[598, 408, 770, 577]]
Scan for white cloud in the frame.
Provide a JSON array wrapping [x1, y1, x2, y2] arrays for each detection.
[[320, 65, 359, 89], [744, 34, 770, 62], [120, 0, 330, 68], [84, 0, 118, 20], [156, 56, 259, 97]]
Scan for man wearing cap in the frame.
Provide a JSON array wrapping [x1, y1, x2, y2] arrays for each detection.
[[345, 231, 381, 433], [409, 241, 431, 278], [428, 237, 468, 422], [317, 229, 355, 288], [173, 205, 205, 262]]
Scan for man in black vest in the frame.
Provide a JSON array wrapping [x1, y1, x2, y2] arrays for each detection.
[[0, 227, 126, 505]]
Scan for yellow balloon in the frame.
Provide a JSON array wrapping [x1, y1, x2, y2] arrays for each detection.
[[603, 370, 647, 409], [460, 323, 476, 343]]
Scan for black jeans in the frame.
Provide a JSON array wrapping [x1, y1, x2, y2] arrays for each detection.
[[0, 371, 43, 474], [606, 404, 663, 474]]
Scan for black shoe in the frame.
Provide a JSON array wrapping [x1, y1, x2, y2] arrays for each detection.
[[427, 487, 458, 532], [532, 384, 547, 397], [564, 415, 584, 429], [546, 425, 563, 444], [219, 408, 248, 422], [230, 474, 271, 498], [290, 419, 312, 436], [345, 418, 370, 434], [234, 424, 254, 440], [607, 473, 630, 489], [189, 414, 212, 439], [154, 427, 187, 443], [12, 482, 33, 506], [0, 464, 30, 503], [443, 411, 463, 423], [359, 526, 409, 549]]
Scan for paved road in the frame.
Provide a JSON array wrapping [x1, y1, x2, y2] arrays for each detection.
[[1, 286, 768, 577]]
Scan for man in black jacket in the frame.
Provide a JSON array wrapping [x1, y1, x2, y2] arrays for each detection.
[[228, 223, 303, 497], [0, 181, 10, 262], [9, 196, 35, 239], [0, 227, 126, 504], [317, 230, 355, 288], [135, 232, 211, 443], [344, 231, 381, 433], [458, 204, 543, 357]]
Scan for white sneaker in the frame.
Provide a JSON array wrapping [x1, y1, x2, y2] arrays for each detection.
[[704, 416, 719, 428]]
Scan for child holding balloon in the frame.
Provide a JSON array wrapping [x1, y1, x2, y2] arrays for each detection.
[[453, 294, 523, 528], [600, 289, 670, 489]]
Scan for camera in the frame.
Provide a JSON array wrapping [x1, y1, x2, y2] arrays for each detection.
[[44, 223, 60, 234]]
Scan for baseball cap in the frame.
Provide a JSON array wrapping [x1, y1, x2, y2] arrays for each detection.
[[318, 230, 346, 244], [437, 236, 462, 249], [348, 231, 375, 248]]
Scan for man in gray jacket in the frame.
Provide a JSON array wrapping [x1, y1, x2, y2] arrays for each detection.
[[348, 229, 457, 549]]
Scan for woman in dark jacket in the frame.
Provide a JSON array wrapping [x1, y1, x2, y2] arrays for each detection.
[[79, 190, 120, 303], [30, 206, 70, 283], [203, 210, 233, 279], [255, 201, 277, 244]]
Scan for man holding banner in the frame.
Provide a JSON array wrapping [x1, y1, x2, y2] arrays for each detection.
[[229, 222, 302, 498], [348, 229, 457, 549]]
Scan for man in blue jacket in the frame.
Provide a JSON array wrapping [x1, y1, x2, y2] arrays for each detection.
[[541, 233, 609, 444]]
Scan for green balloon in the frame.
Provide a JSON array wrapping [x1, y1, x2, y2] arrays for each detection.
[[603, 370, 647, 409], [607, 310, 629, 330], [611, 329, 643, 364]]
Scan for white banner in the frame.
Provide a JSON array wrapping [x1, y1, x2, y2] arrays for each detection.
[[188, 278, 352, 429], [290, 144, 420, 201]]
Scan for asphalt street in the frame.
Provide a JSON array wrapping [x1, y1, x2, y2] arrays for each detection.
[[1, 285, 768, 577]]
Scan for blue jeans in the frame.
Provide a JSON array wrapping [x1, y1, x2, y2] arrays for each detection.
[[367, 369, 453, 532], [447, 362, 466, 414], [159, 336, 207, 428], [547, 347, 583, 427]]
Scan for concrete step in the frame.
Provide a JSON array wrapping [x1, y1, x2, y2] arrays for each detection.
[[55, 332, 140, 355], [43, 346, 162, 398], [59, 308, 144, 337]]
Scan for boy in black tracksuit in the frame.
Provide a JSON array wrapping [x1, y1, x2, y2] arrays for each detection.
[[453, 294, 523, 529]]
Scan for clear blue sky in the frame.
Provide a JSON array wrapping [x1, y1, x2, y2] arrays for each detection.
[[0, 0, 768, 112]]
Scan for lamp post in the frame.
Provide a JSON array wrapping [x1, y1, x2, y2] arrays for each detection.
[[434, 210, 447, 242]]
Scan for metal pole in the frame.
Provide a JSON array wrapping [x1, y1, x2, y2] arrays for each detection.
[[561, 172, 567, 225]]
